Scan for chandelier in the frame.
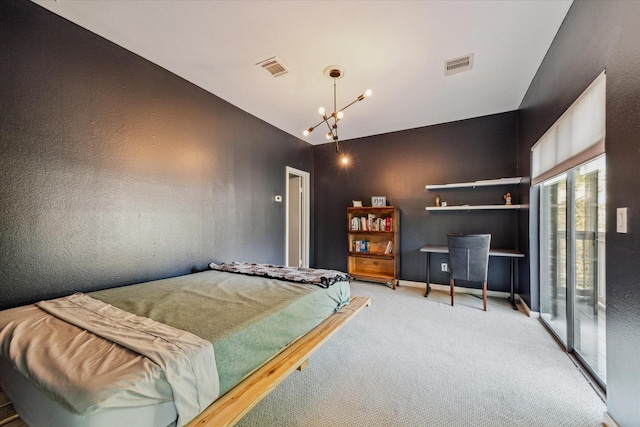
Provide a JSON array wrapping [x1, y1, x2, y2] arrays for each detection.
[[303, 66, 371, 164]]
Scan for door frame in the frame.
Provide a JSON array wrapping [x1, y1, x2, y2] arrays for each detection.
[[285, 166, 310, 268], [538, 156, 607, 390]]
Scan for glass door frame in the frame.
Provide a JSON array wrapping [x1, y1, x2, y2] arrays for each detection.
[[538, 156, 606, 392], [540, 173, 569, 347], [572, 157, 606, 389]]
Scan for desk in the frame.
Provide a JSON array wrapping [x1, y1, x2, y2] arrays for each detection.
[[420, 245, 524, 310]]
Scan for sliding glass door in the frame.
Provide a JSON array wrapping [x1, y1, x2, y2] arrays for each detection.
[[573, 157, 606, 382], [540, 174, 568, 345], [540, 156, 606, 386]]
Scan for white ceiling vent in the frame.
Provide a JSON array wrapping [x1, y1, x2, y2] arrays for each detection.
[[256, 57, 288, 78], [444, 54, 474, 76]]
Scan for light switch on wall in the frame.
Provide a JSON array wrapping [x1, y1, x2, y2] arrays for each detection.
[[617, 207, 628, 233]]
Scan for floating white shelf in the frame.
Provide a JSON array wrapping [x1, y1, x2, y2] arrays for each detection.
[[425, 204, 528, 211], [425, 177, 522, 190]]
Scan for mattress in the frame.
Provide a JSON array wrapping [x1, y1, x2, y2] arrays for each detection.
[[0, 356, 177, 427], [0, 269, 351, 426]]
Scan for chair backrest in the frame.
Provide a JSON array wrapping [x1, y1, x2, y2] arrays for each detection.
[[447, 234, 491, 282]]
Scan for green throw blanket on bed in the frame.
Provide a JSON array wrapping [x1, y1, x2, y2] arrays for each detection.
[[90, 270, 350, 395]]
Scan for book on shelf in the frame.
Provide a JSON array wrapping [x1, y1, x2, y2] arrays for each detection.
[[353, 240, 369, 253], [367, 213, 376, 231], [350, 215, 392, 232], [384, 241, 392, 254]]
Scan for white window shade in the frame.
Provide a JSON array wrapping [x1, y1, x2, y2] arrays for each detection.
[[531, 71, 606, 185]]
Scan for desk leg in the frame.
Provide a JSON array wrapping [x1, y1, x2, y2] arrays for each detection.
[[507, 258, 518, 310], [424, 252, 431, 297]]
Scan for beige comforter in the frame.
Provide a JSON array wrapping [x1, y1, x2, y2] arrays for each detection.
[[1, 293, 219, 427]]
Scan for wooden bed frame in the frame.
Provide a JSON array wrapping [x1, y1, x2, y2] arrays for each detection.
[[186, 295, 371, 427], [0, 388, 21, 426], [0, 296, 371, 427]]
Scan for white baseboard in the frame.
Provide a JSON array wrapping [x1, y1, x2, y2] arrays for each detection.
[[399, 280, 511, 299], [397, 279, 426, 289], [399, 280, 542, 317], [603, 411, 619, 427]]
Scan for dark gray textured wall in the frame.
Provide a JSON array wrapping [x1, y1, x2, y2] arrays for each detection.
[[517, 1, 640, 424], [314, 112, 521, 292], [0, 1, 313, 309]]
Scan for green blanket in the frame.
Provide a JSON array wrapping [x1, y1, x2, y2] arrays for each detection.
[[90, 270, 350, 395]]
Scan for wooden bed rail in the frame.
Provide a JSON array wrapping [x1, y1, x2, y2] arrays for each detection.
[[0, 387, 21, 426], [186, 295, 371, 427]]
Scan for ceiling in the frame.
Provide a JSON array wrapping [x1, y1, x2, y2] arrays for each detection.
[[33, 0, 573, 145]]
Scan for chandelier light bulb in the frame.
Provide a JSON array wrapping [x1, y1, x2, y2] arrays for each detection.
[[303, 66, 368, 164]]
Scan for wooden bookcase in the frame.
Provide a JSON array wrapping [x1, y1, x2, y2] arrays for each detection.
[[347, 206, 399, 289]]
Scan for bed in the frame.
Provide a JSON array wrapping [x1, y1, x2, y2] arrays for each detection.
[[0, 265, 370, 427]]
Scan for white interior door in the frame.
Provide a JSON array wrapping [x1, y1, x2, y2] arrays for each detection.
[[286, 167, 310, 267]]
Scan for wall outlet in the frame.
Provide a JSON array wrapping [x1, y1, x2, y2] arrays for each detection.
[[441, 262, 448, 272]]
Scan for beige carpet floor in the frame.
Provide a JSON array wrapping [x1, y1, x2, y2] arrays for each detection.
[[236, 281, 606, 427]]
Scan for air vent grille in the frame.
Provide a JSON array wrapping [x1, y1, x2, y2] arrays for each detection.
[[445, 54, 474, 76], [256, 57, 288, 77]]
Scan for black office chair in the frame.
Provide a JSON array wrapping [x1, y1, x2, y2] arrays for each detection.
[[447, 234, 491, 311]]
